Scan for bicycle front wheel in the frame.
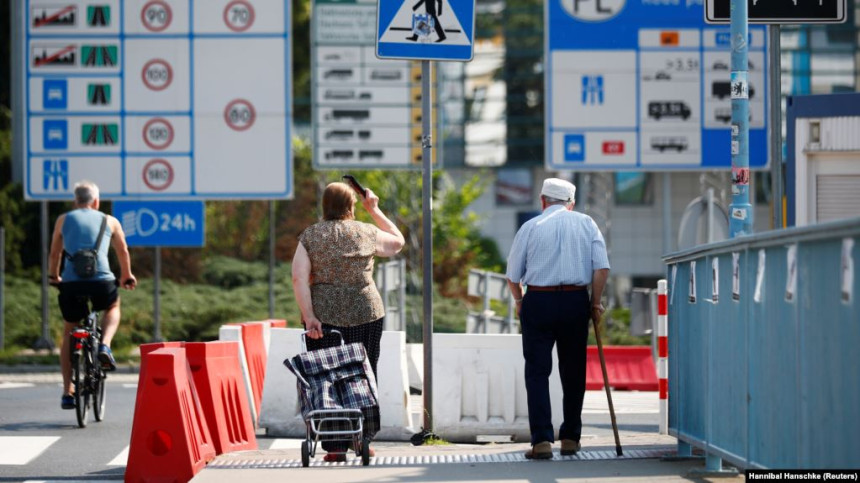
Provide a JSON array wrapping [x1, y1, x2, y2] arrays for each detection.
[[93, 367, 106, 422], [73, 345, 90, 428]]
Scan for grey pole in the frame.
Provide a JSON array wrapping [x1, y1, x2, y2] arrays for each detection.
[[35, 202, 54, 350], [269, 200, 276, 318], [152, 247, 163, 342], [421, 59, 434, 432], [662, 173, 672, 254], [728, 0, 753, 238], [1, 227, 5, 351], [398, 259, 406, 332], [768, 25, 783, 230]]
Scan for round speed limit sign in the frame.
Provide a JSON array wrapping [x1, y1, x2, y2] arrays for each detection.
[[224, 0, 255, 32], [224, 99, 256, 131], [142, 118, 174, 150], [141, 59, 173, 91], [141, 0, 172, 32]]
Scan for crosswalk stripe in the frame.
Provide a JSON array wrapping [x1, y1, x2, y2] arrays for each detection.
[[268, 438, 303, 449], [0, 382, 35, 389], [107, 445, 129, 466], [0, 436, 60, 465]]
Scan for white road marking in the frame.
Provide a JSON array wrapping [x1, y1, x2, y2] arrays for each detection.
[[122, 384, 138, 389], [268, 438, 303, 449], [107, 445, 129, 466], [0, 382, 35, 389], [0, 436, 60, 465]]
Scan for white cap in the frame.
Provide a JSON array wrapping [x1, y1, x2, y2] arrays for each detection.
[[540, 178, 576, 203]]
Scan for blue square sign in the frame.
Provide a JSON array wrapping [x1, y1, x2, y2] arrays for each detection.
[[564, 134, 585, 162], [43, 79, 68, 109], [377, 0, 476, 61], [43, 120, 68, 150]]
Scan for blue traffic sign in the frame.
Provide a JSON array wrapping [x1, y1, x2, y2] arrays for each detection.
[[43, 79, 68, 109], [376, 0, 475, 61], [113, 201, 205, 247], [545, 0, 769, 171]]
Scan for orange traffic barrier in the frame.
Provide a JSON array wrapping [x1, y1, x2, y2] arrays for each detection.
[[185, 341, 257, 455], [126, 347, 215, 483], [238, 322, 267, 416], [268, 319, 287, 328], [586, 346, 658, 391]]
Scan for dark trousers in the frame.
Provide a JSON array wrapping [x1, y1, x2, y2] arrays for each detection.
[[304, 318, 384, 451], [520, 290, 590, 445]]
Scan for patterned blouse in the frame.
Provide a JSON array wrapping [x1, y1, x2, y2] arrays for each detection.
[[298, 220, 385, 327]]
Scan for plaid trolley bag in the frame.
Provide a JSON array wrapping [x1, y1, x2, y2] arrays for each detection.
[[284, 330, 379, 466]]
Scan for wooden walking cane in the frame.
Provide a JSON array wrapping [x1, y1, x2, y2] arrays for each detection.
[[592, 312, 623, 456]]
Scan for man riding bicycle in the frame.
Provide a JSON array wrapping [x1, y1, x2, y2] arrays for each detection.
[[48, 181, 137, 410]]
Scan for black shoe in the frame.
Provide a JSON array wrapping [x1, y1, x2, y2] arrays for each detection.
[[61, 395, 75, 410], [98, 344, 117, 372], [406, 35, 418, 41]]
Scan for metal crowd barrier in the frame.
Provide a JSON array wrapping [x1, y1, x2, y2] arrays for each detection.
[[663, 217, 859, 470]]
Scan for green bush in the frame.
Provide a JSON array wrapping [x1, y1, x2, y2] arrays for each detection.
[[202, 255, 270, 288]]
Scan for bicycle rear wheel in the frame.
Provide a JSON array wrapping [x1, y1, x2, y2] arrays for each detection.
[[93, 367, 106, 421], [73, 345, 90, 428]]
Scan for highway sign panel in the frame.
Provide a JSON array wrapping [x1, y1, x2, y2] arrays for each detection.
[[113, 201, 204, 247], [546, 0, 769, 171], [376, 0, 476, 61], [313, 0, 439, 169], [17, 0, 293, 200], [706, 0, 847, 24]]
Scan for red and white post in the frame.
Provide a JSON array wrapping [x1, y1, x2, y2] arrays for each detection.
[[657, 279, 668, 434]]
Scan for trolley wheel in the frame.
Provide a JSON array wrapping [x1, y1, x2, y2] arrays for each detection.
[[361, 437, 371, 466], [301, 440, 310, 467]]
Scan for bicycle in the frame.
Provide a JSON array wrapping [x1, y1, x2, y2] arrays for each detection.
[[69, 301, 107, 428]]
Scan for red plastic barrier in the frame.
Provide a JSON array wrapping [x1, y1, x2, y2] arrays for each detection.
[[185, 341, 257, 455], [126, 347, 215, 483], [585, 346, 658, 391], [268, 319, 287, 328], [238, 323, 267, 417]]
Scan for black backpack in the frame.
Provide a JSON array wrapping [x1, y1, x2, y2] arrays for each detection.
[[65, 215, 107, 279]]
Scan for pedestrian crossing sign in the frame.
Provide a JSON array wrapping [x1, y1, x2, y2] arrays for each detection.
[[376, 0, 475, 61]]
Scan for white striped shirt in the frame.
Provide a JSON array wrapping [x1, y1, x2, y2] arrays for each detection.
[[505, 205, 610, 286]]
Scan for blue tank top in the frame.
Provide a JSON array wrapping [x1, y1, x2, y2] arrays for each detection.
[[62, 208, 115, 282]]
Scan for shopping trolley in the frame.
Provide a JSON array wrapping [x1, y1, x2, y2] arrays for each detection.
[[284, 330, 379, 466]]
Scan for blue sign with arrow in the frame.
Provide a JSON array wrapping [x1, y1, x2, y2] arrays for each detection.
[[376, 0, 476, 61], [113, 201, 205, 247]]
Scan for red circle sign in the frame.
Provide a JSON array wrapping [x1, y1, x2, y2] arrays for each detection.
[[223, 99, 256, 131], [223, 0, 255, 32], [141, 59, 173, 91], [143, 159, 174, 191], [142, 118, 174, 150], [141, 0, 172, 32]]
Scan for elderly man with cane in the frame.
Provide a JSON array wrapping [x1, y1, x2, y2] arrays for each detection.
[[505, 177, 610, 460]]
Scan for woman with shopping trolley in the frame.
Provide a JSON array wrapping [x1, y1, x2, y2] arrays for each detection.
[[291, 179, 405, 462]]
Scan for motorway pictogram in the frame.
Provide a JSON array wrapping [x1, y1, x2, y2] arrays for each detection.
[[143, 118, 174, 150], [143, 159, 174, 191], [141, 1, 172, 32], [224, 99, 256, 131], [141, 59, 173, 91], [224, 1, 255, 32]]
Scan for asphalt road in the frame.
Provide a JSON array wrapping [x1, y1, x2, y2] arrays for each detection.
[[0, 372, 662, 482]]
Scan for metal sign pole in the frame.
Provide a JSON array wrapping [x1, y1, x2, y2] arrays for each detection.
[[152, 247, 163, 342], [269, 200, 276, 318], [768, 25, 783, 229], [1, 227, 5, 351], [729, 0, 753, 238], [421, 59, 434, 432], [35, 201, 54, 350]]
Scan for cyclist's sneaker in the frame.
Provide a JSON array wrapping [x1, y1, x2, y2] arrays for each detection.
[[98, 344, 117, 371], [61, 394, 75, 410]]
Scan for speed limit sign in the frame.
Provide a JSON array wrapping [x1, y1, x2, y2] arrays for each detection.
[[141, 59, 173, 91], [142, 118, 174, 150], [141, 0, 172, 32], [224, 99, 256, 131], [224, 0, 255, 32]]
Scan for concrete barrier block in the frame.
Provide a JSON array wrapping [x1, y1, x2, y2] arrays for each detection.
[[406, 343, 423, 390], [432, 333, 563, 442], [218, 325, 258, 428]]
